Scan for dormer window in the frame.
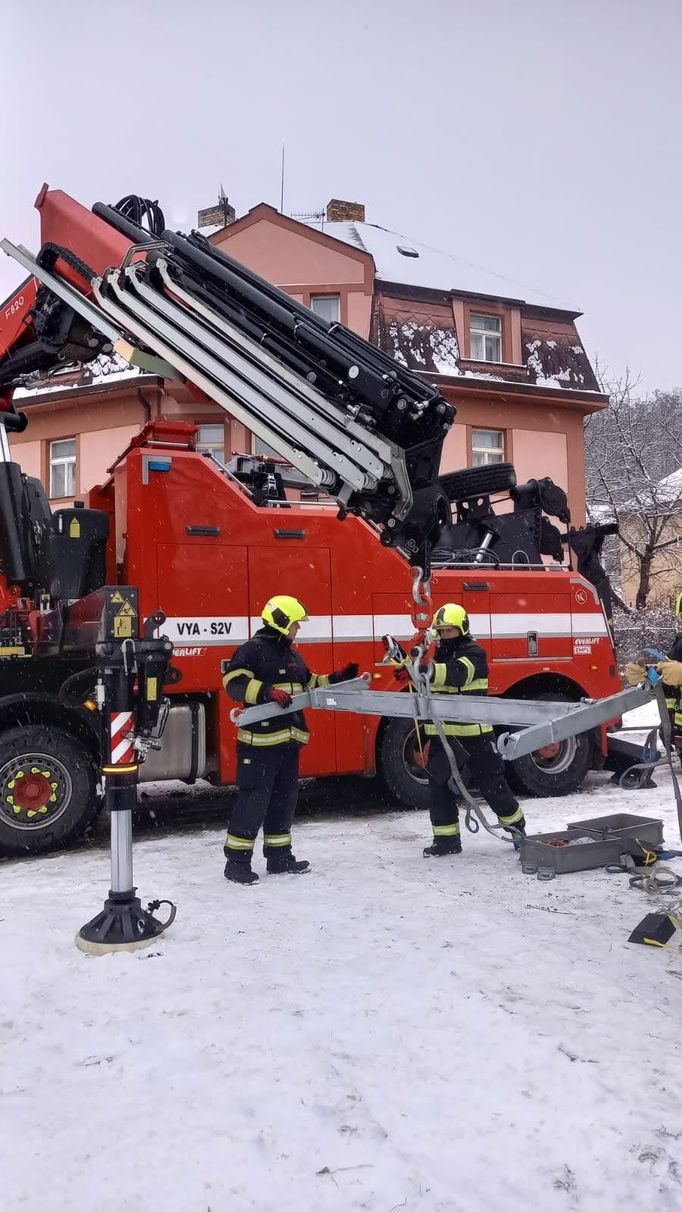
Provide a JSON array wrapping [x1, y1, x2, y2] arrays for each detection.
[[470, 313, 502, 363]]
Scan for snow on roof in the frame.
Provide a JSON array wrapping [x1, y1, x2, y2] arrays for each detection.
[[623, 467, 682, 513], [14, 354, 140, 400], [323, 219, 579, 312], [658, 467, 682, 502]]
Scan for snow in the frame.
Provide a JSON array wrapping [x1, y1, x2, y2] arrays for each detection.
[[3, 744, 682, 1210], [525, 338, 576, 390], [15, 354, 140, 399], [324, 220, 580, 313]]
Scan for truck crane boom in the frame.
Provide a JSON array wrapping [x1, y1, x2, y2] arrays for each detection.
[[0, 187, 454, 583]]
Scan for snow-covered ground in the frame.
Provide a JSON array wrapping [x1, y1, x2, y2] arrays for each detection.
[[3, 720, 682, 1211]]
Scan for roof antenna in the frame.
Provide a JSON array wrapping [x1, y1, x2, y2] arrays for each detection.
[[280, 144, 285, 214]]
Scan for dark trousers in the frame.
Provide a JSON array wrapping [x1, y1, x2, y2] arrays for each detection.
[[426, 733, 522, 833], [225, 744, 300, 861]]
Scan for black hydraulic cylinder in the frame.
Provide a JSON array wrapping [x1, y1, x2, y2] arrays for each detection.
[[0, 462, 35, 587], [92, 202, 159, 248]]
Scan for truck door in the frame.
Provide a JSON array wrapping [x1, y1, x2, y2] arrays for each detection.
[[156, 542, 249, 691], [247, 547, 336, 774], [490, 590, 573, 660]]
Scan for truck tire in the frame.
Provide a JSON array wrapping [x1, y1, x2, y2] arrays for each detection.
[[377, 717, 431, 811], [0, 725, 99, 858], [504, 694, 591, 797], [439, 462, 517, 503]]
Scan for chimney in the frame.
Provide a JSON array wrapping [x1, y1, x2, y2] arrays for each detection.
[[197, 187, 236, 231], [326, 198, 365, 223]]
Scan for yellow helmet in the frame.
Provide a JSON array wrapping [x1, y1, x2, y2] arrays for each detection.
[[432, 603, 470, 636], [261, 595, 309, 636]]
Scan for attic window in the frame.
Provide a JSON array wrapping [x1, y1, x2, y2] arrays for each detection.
[[397, 245, 419, 258]]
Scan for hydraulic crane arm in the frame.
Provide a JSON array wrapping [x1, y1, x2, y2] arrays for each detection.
[[0, 187, 455, 578]]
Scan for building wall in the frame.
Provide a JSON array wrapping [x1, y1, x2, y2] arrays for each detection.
[[441, 387, 586, 524], [618, 514, 682, 608], [212, 211, 374, 339]]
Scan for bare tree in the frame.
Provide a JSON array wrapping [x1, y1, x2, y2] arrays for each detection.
[[585, 371, 682, 611]]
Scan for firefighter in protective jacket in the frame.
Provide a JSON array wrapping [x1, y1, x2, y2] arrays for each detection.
[[663, 591, 682, 739], [419, 603, 526, 856], [222, 595, 358, 884], [624, 590, 682, 741]]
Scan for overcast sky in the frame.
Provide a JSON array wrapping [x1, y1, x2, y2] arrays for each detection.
[[2, 0, 680, 392]]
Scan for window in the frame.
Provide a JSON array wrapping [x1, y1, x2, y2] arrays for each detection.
[[196, 424, 225, 461], [310, 294, 341, 323], [49, 438, 76, 498], [471, 429, 504, 467], [470, 313, 502, 363], [253, 437, 283, 460]]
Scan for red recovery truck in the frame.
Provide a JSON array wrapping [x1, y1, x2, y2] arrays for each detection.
[[0, 187, 622, 857]]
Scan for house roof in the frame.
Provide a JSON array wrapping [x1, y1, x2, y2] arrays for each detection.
[[320, 219, 580, 314], [622, 467, 682, 513]]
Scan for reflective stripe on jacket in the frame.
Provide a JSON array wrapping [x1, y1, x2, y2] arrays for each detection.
[[424, 636, 493, 738], [223, 626, 331, 747]]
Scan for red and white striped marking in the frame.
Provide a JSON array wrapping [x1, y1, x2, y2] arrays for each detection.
[[110, 712, 135, 765]]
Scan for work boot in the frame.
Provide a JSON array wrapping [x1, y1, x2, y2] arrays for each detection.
[[266, 852, 310, 874], [224, 856, 259, 885], [423, 838, 462, 857]]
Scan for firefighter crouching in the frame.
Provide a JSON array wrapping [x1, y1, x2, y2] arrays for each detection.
[[414, 603, 526, 857], [222, 595, 358, 885]]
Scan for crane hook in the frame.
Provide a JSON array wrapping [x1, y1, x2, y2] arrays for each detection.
[[411, 566, 432, 607]]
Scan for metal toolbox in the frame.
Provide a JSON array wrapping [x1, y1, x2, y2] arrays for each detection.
[[566, 813, 663, 851], [519, 828, 629, 878]]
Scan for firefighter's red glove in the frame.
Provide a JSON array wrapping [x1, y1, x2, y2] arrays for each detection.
[[267, 687, 292, 708], [414, 741, 431, 768]]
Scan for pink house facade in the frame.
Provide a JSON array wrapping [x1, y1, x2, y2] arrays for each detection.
[[9, 198, 607, 524]]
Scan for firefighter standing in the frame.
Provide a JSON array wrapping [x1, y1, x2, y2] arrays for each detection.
[[417, 603, 526, 857], [222, 595, 358, 884], [625, 590, 682, 740], [664, 592, 682, 738]]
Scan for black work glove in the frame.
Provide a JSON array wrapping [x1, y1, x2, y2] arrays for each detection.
[[329, 663, 359, 684]]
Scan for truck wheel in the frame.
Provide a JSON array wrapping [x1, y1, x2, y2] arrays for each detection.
[[504, 697, 591, 797], [0, 725, 99, 858], [377, 717, 431, 811], [439, 462, 516, 503]]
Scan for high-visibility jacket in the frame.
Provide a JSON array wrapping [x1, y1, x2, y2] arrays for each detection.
[[223, 626, 333, 747], [424, 636, 493, 738], [664, 633, 682, 732]]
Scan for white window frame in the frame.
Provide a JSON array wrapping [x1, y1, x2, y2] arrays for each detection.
[[196, 423, 225, 461], [470, 313, 502, 363], [49, 438, 76, 499], [471, 428, 505, 467], [310, 294, 341, 323]]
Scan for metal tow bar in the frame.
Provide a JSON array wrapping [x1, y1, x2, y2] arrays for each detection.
[[232, 677, 584, 730], [495, 683, 655, 760], [231, 679, 657, 758]]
